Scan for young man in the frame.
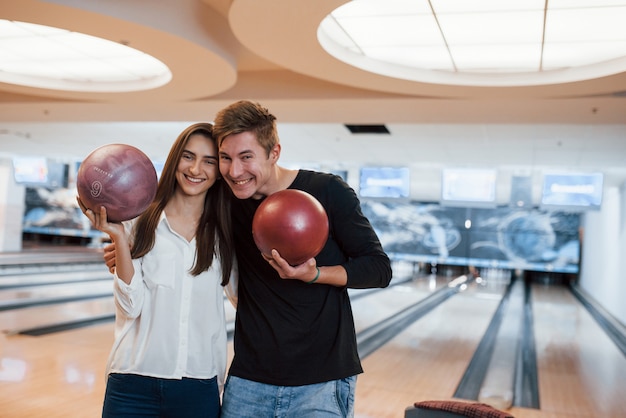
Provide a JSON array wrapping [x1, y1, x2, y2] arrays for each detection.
[[213, 100, 393, 417]]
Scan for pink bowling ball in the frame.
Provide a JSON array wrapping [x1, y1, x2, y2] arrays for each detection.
[[77, 144, 157, 222]]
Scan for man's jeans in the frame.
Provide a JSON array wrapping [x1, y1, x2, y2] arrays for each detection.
[[221, 375, 357, 417]]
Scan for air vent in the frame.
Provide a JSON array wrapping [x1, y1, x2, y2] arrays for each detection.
[[345, 124, 390, 134]]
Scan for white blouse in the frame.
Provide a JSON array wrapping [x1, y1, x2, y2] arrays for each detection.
[[105, 212, 227, 388]]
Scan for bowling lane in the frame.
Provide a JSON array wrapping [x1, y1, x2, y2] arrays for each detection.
[[0, 323, 113, 418], [352, 278, 508, 418], [0, 292, 235, 336], [0, 247, 104, 267], [529, 284, 626, 418], [0, 280, 113, 306], [0, 298, 115, 334], [0, 269, 110, 289], [349, 274, 451, 334]]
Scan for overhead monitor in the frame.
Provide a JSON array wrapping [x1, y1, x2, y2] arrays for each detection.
[[541, 172, 604, 211], [441, 168, 497, 207], [359, 166, 410, 198], [12, 156, 49, 186]]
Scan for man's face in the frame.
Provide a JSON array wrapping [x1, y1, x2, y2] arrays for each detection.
[[218, 131, 275, 200]]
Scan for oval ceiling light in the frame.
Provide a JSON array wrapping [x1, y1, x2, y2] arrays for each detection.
[[0, 19, 172, 92], [317, 0, 626, 87]]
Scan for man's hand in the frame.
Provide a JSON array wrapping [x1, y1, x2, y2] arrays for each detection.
[[103, 243, 117, 274], [262, 249, 318, 283]]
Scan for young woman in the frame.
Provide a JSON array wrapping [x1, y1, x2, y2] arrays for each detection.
[[79, 122, 234, 418]]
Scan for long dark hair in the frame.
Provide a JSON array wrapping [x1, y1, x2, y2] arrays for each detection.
[[129, 123, 234, 285]]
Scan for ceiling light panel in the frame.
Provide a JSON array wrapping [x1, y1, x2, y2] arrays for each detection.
[[545, 7, 626, 42], [0, 19, 171, 92], [430, 0, 547, 13], [451, 44, 542, 72], [362, 46, 454, 70], [436, 11, 544, 45], [542, 41, 626, 69], [549, 0, 626, 9], [333, 15, 443, 47], [318, 0, 626, 86]]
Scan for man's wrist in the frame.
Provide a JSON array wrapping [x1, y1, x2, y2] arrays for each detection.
[[307, 267, 320, 284]]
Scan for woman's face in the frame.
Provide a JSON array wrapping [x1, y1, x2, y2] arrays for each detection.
[[175, 133, 219, 197]]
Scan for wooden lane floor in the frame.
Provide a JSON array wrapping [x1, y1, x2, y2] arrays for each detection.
[[0, 323, 239, 416], [0, 275, 115, 335], [0, 269, 111, 289], [350, 274, 452, 333], [3, 271, 624, 417], [351, 279, 626, 418], [0, 280, 113, 305], [0, 274, 451, 417], [352, 277, 509, 418], [530, 283, 626, 418], [0, 304, 237, 417], [0, 324, 113, 418], [0, 272, 481, 417], [0, 246, 105, 275], [0, 298, 115, 335]]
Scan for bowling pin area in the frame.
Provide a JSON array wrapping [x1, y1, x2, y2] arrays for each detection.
[[1, 246, 626, 418]]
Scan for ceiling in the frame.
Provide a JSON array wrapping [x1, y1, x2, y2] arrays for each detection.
[[1, 0, 625, 199]]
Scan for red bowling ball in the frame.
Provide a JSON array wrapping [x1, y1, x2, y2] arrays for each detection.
[[252, 189, 329, 266], [77, 144, 158, 222]]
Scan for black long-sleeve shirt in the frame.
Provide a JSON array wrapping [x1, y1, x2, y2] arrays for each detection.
[[228, 170, 392, 386]]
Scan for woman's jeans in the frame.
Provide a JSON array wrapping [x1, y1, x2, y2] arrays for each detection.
[[221, 375, 356, 417], [102, 373, 220, 417]]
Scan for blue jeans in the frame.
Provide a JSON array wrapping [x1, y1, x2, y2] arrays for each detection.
[[221, 375, 356, 418], [101, 373, 220, 417]]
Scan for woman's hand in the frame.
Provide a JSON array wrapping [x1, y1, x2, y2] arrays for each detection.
[[76, 197, 124, 240]]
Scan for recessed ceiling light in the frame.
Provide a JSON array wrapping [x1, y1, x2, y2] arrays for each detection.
[[318, 0, 626, 87], [0, 19, 172, 92]]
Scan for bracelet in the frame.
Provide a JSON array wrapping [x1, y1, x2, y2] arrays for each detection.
[[307, 267, 320, 284]]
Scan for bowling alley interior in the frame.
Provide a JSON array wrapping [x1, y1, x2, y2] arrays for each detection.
[[1, 1, 626, 417]]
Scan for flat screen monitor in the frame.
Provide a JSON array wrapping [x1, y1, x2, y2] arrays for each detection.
[[541, 172, 603, 211], [359, 167, 410, 198], [13, 156, 49, 186], [441, 168, 497, 207]]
